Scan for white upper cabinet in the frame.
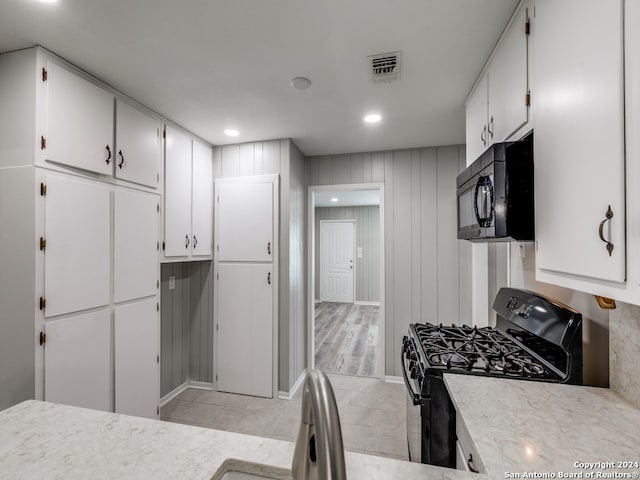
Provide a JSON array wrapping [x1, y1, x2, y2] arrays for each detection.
[[465, 2, 530, 165], [217, 181, 273, 262], [534, 0, 625, 283], [164, 127, 213, 261], [114, 189, 159, 303], [115, 100, 162, 188], [44, 174, 110, 318], [164, 126, 193, 258], [192, 140, 213, 257], [488, 5, 529, 144], [465, 74, 489, 165], [42, 60, 114, 176]]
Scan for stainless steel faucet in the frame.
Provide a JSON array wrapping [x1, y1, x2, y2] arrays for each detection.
[[291, 369, 347, 480]]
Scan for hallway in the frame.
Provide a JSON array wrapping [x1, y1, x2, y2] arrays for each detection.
[[314, 302, 380, 378]]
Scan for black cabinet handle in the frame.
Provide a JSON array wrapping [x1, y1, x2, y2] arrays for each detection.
[[267, 242, 271, 255], [193, 235, 197, 248], [267, 272, 271, 284], [105, 145, 112, 164], [185, 235, 190, 249], [118, 150, 124, 169], [488, 116, 494, 138], [467, 454, 479, 473], [598, 205, 614, 256]]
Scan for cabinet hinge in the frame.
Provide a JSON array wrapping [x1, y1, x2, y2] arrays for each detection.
[[157, 405, 160, 415], [42, 68, 48, 82], [157, 173, 160, 184], [217, 245, 219, 252], [216, 323, 218, 331], [157, 355, 160, 364], [216, 374, 218, 382], [39, 296, 46, 311], [156, 302, 159, 312], [525, 19, 530, 36], [157, 241, 160, 251], [157, 279, 160, 289], [216, 273, 219, 280], [39, 237, 46, 251], [40, 182, 47, 196], [217, 195, 219, 203], [39, 331, 46, 346], [526, 91, 531, 107], [40, 136, 46, 150], [157, 204, 160, 213]]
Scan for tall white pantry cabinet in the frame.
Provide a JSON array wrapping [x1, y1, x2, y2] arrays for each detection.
[[0, 46, 162, 417]]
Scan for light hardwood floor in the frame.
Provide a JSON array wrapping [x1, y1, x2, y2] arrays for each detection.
[[314, 302, 380, 378], [161, 374, 407, 460]]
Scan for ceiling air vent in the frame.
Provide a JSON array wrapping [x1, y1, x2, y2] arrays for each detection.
[[369, 51, 401, 83]]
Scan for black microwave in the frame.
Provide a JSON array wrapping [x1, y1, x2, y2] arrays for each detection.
[[457, 132, 534, 242]]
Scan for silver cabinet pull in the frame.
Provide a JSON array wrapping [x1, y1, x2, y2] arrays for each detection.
[[598, 205, 614, 256]]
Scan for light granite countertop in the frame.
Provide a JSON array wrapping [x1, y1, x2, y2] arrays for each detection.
[[444, 374, 640, 478], [0, 400, 475, 480]]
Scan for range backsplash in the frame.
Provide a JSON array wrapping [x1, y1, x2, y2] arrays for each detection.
[[609, 302, 640, 409]]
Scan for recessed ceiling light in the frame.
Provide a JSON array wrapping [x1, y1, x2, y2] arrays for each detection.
[[290, 77, 312, 90], [330, 197, 339, 202], [364, 113, 382, 123], [37, 0, 58, 3], [224, 129, 239, 137]]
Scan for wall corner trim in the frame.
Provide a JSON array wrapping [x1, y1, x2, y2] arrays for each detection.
[[278, 368, 307, 400]]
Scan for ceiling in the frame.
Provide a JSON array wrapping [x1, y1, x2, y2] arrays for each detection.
[[0, 0, 519, 156]]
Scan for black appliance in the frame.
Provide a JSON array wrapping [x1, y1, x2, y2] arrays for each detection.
[[457, 132, 534, 241], [401, 287, 582, 468]]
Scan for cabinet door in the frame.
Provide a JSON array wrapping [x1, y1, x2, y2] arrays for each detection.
[[488, 5, 529, 143], [217, 182, 273, 261], [164, 127, 192, 257], [44, 174, 110, 317], [465, 74, 489, 165], [44, 61, 114, 175], [115, 100, 161, 188], [44, 310, 111, 411], [115, 298, 159, 419], [114, 189, 159, 303], [192, 140, 213, 257], [534, 0, 625, 282], [217, 263, 272, 398]]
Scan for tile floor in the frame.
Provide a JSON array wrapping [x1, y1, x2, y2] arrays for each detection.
[[161, 373, 408, 461]]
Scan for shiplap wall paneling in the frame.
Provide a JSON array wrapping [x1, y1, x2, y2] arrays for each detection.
[[160, 262, 190, 397], [188, 261, 214, 383], [437, 146, 461, 323], [419, 148, 438, 325], [458, 147, 472, 323]]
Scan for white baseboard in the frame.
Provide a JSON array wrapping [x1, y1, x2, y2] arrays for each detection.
[[385, 375, 403, 384], [314, 299, 321, 304], [160, 380, 214, 407], [278, 369, 307, 400], [354, 301, 381, 306]]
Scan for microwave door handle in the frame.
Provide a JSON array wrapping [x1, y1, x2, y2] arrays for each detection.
[[474, 176, 484, 225]]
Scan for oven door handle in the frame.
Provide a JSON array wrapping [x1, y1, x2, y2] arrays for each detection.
[[401, 345, 422, 406]]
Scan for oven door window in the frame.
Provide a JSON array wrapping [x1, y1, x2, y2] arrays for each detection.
[[474, 174, 494, 228]]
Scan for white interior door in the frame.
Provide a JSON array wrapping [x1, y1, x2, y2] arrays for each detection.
[[320, 221, 355, 303], [164, 127, 192, 257], [115, 99, 161, 188], [44, 310, 111, 411], [217, 182, 273, 262], [115, 298, 159, 419], [44, 60, 114, 175], [44, 174, 110, 318], [114, 189, 158, 303], [192, 140, 213, 257], [217, 263, 272, 398]]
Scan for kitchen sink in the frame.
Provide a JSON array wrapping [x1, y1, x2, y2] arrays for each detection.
[[211, 459, 292, 480]]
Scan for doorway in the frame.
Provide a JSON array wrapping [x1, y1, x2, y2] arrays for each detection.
[[307, 184, 385, 380]]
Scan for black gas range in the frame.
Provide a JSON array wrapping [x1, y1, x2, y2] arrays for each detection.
[[402, 287, 582, 468]]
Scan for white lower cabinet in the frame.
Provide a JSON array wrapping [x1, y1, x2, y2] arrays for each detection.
[[44, 310, 111, 411], [115, 298, 159, 419], [114, 189, 159, 303], [216, 263, 273, 398], [43, 173, 110, 318]]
